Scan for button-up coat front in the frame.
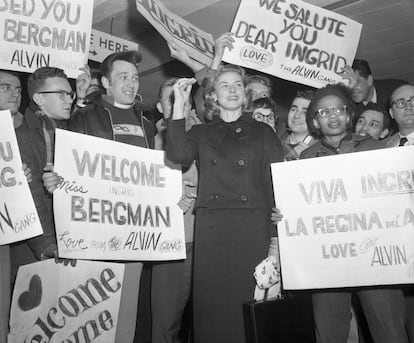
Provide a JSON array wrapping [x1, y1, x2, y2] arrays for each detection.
[[166, 113, 284, 210]]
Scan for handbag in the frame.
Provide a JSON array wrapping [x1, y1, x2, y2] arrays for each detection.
[[243, 290, 315, 343]]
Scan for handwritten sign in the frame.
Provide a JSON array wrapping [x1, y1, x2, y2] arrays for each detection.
[[223, 0, 362, 88], [0, 111, 43, 245], [53, 129, 186, 261], [271, 147, 414, 289], [89, 29, 139, 63], [0, 0, 93, 78], [136, 0, 214, 66], [8, 259, 141, 343]]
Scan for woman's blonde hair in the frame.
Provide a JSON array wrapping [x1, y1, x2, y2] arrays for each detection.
[[204, 64, 248, 120]]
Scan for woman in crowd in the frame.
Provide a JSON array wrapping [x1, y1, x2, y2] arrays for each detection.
[[165, 64, 284, 343], [300, 84, 408, 343], [250, 96, 278, 132]]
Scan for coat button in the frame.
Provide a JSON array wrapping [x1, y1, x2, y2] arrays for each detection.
[[235, 127, 242, 133], [237, 159, 245, 166], [211, 194, 219, 200], [210, 159, 217, 166], [240, 194, 248, 202]]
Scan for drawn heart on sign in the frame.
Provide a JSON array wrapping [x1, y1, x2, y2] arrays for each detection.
[[18, 274, 42, 311]]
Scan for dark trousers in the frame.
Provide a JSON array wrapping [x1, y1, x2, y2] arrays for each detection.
[[151, 243, 193, 343], [312, 288, 408, 343]]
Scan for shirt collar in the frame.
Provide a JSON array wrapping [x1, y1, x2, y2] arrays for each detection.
[[399, 131, 414, 144], [363, 87, 377, 105]]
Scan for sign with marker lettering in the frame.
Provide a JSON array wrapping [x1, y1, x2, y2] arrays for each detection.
[[0, 0, 93, 78], [223, 0, 362, 88], [271, 147, 414, 289], [136, 0, 214, 65], [8, 259, 141, 343], [89, 29, 139, 63], [0, 111, 43, 245], [53, 129, 185, 261]]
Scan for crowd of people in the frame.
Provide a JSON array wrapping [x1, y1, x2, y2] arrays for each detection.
[[1, 29, 414, 343]]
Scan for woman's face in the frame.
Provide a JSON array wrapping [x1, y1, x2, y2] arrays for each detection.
[[213, 71, 245, 111], [312, 95, 349, 138]]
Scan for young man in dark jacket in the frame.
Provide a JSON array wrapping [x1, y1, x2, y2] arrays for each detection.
[[12, 67, 76, 281], [69, 50, 155, 148], [69, 50, 156, 343]]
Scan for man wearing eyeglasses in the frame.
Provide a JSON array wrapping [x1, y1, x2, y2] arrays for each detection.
[[386, 84, 414, 147], [385, 83, 414, 342], [11, 67, 76, 287], [0, 69, 25, 343]]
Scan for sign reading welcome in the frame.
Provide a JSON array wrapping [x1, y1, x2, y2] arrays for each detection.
[[8, 260, 141, 343], [271, 147, 414, 289], [0, 0, 93, 78], [53, 130, 186, 261], [0, 111, 43, 245], [223, 0, 362, 88]]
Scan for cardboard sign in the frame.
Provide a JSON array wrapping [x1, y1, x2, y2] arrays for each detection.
[[89, 29, 139, 63], [136, 0, 214, 66], [0, 111, 43, 245], [8, 259, 141, 343], [0, 0, 93, 78], [223, 0, 362, 88], [53, 129, 186, 261], [271, 147, 414, 289]]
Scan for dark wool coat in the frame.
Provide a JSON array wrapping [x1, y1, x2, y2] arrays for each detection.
[[166, 113, 284, 210]]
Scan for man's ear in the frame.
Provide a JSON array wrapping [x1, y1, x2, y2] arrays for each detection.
[[32, 93, 43, 107], [389, 108, 394, 119], [367, 75, 374, 86], [313, 118, 320, 129], [101, 76, 110, 90], [379, 128, 389, 139], [156, 102, 163, 114]]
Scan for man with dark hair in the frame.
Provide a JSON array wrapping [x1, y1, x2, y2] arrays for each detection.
[[280, 89, 316, 160], [343, 59, 407, 131], [69, 50, 156, 343], [354, 102, 390, 140], [70, 50, 155, 147], [12, 67, 75, 283]]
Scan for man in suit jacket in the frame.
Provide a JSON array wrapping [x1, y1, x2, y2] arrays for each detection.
[[385, 83, 414, 342], [385, 84, 414, 146]]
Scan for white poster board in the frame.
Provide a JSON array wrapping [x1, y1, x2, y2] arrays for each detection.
[[223, 0, 362, 88], [89, 29, 139, 63], [53, 129, 186, 261], [271, 147, 414, 289], [0, 111, 43, 245], [0, 0, 93, 78], [136, 0, 214, 66], [8, 259, 141, 343]]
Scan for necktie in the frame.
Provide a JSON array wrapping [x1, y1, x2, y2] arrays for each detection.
[[399, 137, 408, 146]]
